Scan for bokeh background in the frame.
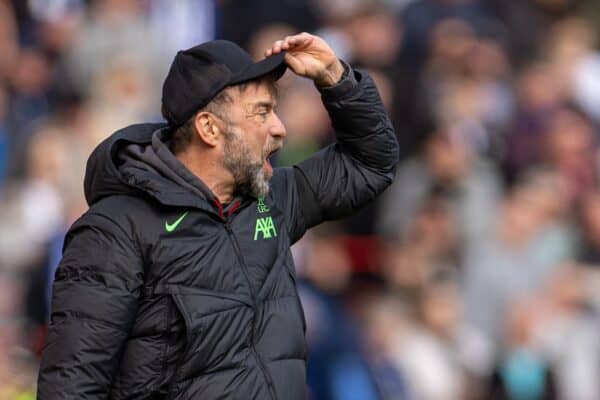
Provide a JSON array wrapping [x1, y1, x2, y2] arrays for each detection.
[[1, 0, 600, 399]]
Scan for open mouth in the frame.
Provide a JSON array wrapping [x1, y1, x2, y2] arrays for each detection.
[[263, 147, 281, 174]]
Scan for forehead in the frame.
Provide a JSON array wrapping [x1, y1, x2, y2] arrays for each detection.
[[232, 81, 277, 106]]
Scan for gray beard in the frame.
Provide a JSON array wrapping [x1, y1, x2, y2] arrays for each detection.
[[222, 128, 270, 198]]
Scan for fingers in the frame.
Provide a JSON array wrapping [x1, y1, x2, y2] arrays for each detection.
[[266, 40, 284, 56], [264, 33, 313, 57], [283, 53, 305, 75], [281, 33, 310, 49]]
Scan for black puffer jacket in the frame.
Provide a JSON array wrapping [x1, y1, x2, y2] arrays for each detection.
[[37, 67, 398, 399]]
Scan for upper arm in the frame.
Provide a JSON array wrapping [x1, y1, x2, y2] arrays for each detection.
[[38, 213, 144, 399], [291, 67, 397, 230], [270, 66, 398, 241], [294, 144, 394, 226]]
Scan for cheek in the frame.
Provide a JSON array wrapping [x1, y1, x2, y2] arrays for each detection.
[[250, 130, 271, 154], [243, 136, 264, 158], [237, 119, 271, 155]]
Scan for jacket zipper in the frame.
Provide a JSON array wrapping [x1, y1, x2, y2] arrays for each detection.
[[224, 221, 278, 400]]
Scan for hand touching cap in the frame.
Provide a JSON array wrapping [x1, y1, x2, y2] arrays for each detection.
[[265, 32, 344, 88]]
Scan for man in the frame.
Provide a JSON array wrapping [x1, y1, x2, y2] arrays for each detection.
[[37, 33, 398, 399]]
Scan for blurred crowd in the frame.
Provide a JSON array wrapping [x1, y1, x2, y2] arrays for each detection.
[[0, 0, 600, 399]]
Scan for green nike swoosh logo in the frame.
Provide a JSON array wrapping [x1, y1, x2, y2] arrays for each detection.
[[165, 212, 188, 232]]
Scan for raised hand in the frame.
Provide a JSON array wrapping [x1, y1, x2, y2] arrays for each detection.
[[265, 32, 344, 87]]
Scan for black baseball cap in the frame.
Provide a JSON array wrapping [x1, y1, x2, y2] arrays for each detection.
[[162, 40, 288, 127]]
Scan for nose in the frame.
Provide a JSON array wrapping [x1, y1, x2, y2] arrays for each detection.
[[269, 113, 287, 138]]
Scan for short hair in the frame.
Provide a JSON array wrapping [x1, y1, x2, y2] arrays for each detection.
[[167, 89, 233, 154], [167, 74, 278, 154]]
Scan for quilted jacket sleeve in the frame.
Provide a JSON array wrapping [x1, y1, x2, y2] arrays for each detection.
[[288, 64, 399, 241], [37, 212, 144, 399]]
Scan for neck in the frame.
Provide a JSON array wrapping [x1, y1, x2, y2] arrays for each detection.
[[175, 147, 235, 204]]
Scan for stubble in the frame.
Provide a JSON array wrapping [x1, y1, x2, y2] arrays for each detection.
[[222, 126, 271, 198]]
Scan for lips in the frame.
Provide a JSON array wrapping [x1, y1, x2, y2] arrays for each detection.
[[263, 159, 273, 175], [263, 146, 281, 175]]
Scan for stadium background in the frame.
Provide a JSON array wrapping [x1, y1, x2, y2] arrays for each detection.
[[1, 0, 600, 399]]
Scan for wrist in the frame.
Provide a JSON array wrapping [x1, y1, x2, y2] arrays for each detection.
[[317, 61, 359, 100], [314, 59, 344, 88]]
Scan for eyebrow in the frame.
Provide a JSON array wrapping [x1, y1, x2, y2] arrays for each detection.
[[253, 101, 276, 109], [246, 100, 277, 115]]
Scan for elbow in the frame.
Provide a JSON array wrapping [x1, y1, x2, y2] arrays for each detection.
[[380, 126, 400, 177], [376, 112, 400, 173], [389, 133, 400, 173]]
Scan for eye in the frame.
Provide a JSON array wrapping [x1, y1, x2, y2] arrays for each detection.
[[255, 108, 270, 121]]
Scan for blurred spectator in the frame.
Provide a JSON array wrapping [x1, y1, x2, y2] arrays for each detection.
[[275, 75, 331, 167], [381, 191, 459, 299], [391, 280, 474, 400], [462, 169, 575, 359], [61, 0, 179, 115], [577, 190, 600, 266], [83, 56, 156, 141], [0, 323, 36, 399], [487, 296, 559, 400], [398, 0, 501, 72], [147, 0, 216, 57], [541, 106, 597, 204], [1, 1, 600, 398], [26, 0, 85, 56], [503, 62, 566, 182], [297, 226, 381, 400], [422, 21, 514, 155], [0, 0, 18, 80], [544, 17, 600, 122], [220, 0, 318, 49], [532, 265, 600, 400], [485, 263, 600, 400], [5, 47, 52, 180], [0, 87, 8, 185], [344, 8, 402, 68], [377, 129, 502, 246], [361, 294, 414, 400], [484, 0, 582, 66]]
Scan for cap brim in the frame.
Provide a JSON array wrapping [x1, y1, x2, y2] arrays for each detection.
[[230, 51, 287, 85]]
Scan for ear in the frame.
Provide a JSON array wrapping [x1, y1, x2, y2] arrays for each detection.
[[193, 112, 221, 147]]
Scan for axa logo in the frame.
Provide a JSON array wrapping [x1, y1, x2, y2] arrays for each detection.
[[254, 216, 277, 240]]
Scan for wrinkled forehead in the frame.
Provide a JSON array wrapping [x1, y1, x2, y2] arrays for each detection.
[[230, 80, 278, 111], [241, 79, 277, 99]]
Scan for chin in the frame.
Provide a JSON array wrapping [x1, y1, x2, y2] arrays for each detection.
[[254, 180, 270, 198], [244, 168, 271, 199]]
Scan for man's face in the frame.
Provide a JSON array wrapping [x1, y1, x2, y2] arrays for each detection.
[[218, 81, 286, 198]]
